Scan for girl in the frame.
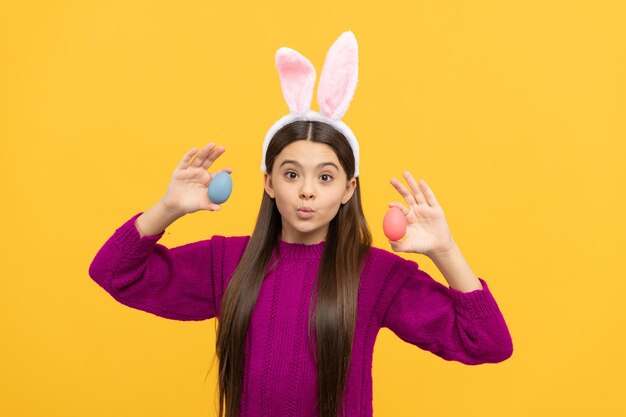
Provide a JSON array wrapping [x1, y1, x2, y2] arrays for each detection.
[[89, 32, 513, 417]]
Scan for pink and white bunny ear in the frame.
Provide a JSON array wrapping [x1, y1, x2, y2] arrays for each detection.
[[317, 31, 358, 120], [275, 47, 317, 114]]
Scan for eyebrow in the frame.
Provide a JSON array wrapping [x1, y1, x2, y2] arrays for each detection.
[[279, 159, 339, 170]]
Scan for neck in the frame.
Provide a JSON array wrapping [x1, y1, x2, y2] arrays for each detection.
[[277, 239, 326, 259]]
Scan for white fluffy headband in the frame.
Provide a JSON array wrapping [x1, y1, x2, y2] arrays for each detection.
[[260, 31, 360, 178]]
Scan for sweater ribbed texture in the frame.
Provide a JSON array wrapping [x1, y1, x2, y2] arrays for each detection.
[[89, 212, 514, 416]]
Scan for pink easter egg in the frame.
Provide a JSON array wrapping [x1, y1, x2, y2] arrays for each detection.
[[383, 207, 407, 241]]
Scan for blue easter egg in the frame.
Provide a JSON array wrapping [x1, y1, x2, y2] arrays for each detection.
[[208, 171, 233, 204]]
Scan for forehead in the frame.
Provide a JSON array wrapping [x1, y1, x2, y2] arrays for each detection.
[[276, 141, 341, 168]]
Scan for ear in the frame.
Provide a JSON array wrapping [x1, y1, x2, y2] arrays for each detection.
[[342, 177, 357, 205], [276, 47, 317, 113], [317, 31, 359, 120], [264, 172, 275, 199]]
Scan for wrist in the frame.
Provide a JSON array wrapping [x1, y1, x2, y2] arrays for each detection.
[[428, 239, 458, 261], [159, 197, 185, 218]]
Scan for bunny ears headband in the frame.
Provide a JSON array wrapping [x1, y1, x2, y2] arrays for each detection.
[[260, 31, 361, 178]]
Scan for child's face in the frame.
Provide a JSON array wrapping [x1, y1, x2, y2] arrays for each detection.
[[264, 140, 356, 245]]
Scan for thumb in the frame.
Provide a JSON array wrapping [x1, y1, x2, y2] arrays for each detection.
[[199, 199, 221, 211]]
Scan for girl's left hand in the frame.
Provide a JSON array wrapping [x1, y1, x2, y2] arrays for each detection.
[[388, 171, 455, 257]]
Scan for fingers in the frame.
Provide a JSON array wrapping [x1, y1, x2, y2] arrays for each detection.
[[390, 177, 420, 207], [177, 146, 199, 170], [201, 145, 226, 170], [402, 171, 427, 205], [218, 166, 233, 175], [388, 202, 409, 215], [417, 178, 439, 207], [390, 171, 438, 208], [180, 143, 228, 172], [190, 143, 218, 168]]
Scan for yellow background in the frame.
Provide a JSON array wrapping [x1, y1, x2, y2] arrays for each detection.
[[1, 0, 624, 416]]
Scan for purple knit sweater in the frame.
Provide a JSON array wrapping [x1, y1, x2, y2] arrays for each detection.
[[89, 212, 513, 416]]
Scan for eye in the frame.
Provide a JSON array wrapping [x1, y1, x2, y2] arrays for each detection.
[[284, 171, 334, 182]]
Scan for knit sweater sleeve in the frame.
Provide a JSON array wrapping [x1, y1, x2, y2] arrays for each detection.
[[88, 212, 228, 321], [381, 258, 513, 365]]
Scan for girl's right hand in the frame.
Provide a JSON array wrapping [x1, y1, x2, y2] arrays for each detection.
[[161, 143, 232, 215]]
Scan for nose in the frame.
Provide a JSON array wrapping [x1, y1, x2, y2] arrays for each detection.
[[300, 177, 315, 200]]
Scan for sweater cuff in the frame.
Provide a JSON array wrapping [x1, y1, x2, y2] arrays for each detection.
[[448, 278, 502, 319], [113, 212, 166, 257]]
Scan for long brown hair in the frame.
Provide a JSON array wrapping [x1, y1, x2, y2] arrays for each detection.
[[212, 120, 372, 417]]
